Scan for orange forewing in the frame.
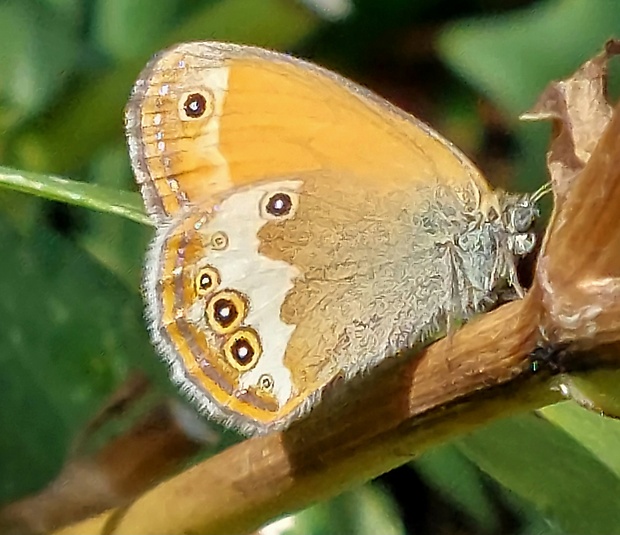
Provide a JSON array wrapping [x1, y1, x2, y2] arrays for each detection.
[[125, 42, 491, 221]]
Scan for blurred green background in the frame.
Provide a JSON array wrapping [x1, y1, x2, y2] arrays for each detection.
[[1, 0, 620, 534]]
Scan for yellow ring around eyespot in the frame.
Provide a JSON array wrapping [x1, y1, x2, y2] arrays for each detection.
[[223, 327, 262, 372], [206, 289, 247, 334], [195, 266, 221, 296]]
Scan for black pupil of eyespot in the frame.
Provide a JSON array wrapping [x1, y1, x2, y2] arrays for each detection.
[[184, 93, 207, 118], [213, 298, 238, 327], [199, 273, 212, 289], [231, 338, 254, 364], [266, 193, 292, 216]]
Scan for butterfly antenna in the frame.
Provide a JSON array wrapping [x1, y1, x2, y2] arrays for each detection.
[[531, 182, 553, 203]]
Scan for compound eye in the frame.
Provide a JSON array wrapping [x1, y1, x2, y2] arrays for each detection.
[[223, 328, 262, 371], [206, 290, 247, 334], [509, 233, 537, 256], [195, 266, 220, 296], [510, 201, 538, 233]]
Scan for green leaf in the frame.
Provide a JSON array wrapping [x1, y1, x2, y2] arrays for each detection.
[[0, 0, 80, 117], [261, 484, 405, 535], [541, 401, 620, 478], [438, 0, 620, 116], [415, 444, 500, 533], [0, 165, 150, 226], [458, 411, 620, 534], [94, 0, 181, 61], [0, 217, 157, 503], [548, 371, 620, 421]]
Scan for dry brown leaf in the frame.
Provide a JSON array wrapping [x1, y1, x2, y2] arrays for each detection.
[[521, 39, 620, 200], [528, 40, 620, 345]]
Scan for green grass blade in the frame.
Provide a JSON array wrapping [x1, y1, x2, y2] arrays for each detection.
[[0, 165, 151, 226]]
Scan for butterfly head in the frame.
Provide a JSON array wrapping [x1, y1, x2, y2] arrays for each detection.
[[501, 193, 540, 257]]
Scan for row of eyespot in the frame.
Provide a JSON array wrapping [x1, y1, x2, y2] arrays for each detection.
[[194, 265, 262, 374]]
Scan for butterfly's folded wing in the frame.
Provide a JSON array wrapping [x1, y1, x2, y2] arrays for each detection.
[[126, 41, 505, 435]]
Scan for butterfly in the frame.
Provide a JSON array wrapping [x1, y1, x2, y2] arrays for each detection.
[[124, 41, 541, 436]]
